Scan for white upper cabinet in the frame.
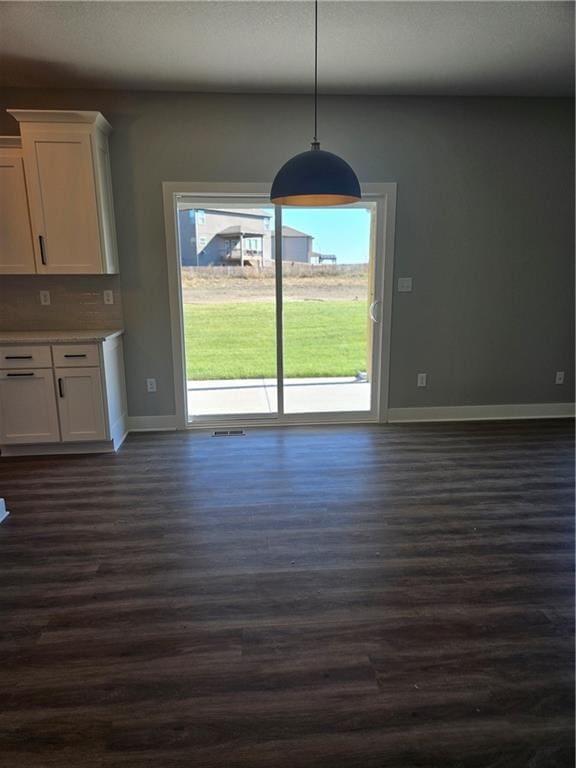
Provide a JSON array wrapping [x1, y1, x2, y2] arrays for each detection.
[[7, 110, 119, 275], [25, 129, 102, 273], [0, 138, 35, 274]]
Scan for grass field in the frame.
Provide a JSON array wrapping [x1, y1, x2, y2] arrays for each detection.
[[184, 300, 368, 379]]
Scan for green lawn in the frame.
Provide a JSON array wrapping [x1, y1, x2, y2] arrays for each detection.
[[184, 301, 368, 379]]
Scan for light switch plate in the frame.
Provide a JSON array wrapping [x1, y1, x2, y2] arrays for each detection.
[[39, 290, 51, 306], [398, 277, 413, 293], [103, 290, 114, 305], [146, 378, 157, 393], [555, 371, 565, 385], [417, 373, 427, 387]]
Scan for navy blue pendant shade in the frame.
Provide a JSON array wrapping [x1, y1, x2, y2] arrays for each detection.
[[270, 142, 361, 206], [271, 1, 361, 206]]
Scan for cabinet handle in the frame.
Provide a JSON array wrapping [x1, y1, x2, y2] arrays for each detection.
[[64, 354, 86, 358], [39, 235, 47, 265], [58, 378, 64, 398], [6, 372, 34, 377], [5, 355, 33, 360]]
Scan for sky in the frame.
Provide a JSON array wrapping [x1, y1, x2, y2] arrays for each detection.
[[282, 207, 372, 264]]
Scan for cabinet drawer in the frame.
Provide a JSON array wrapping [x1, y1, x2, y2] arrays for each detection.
[[52, 344, 100, 367], [0, 345, 52, 369]]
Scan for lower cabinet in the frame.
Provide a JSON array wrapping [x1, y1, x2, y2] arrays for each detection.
[[0, 369, 60, 444], [55, 367, 107, 442], [0, 336, 127, 454]]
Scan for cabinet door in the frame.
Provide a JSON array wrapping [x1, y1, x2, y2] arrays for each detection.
[[55, 367, 107, 442], [0, 153, 36, 274], [0, 370, 60, 444], [23, 130, 103, 274]]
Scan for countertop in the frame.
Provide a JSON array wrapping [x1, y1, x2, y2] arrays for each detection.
[[0, 329, 124, 344]]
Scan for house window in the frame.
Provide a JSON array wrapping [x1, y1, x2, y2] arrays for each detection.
[[245, 237, 262, 252], [197, 210, 206, 224]]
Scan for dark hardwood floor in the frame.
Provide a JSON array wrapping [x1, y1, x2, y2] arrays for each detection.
[[0, 420, 574, 768]]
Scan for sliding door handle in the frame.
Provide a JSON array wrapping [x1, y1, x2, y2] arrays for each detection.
[[369, 300, 382, 323]]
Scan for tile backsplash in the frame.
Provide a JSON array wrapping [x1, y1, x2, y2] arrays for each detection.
[[0, 276, 123, 330]]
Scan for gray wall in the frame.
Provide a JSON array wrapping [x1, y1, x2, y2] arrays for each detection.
[[0, 89, 573, 416]]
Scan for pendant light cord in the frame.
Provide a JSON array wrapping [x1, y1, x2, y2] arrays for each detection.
[[313, 0, 319, 146]]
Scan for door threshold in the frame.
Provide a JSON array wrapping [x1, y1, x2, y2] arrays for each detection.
[[185, 414, 380, 431]]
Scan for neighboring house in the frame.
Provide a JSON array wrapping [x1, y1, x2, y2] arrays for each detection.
[[271, 226, 313, 264], [178, 207, 272, 267], [311, 251, 337, 264], [178, 207, 333, 266]]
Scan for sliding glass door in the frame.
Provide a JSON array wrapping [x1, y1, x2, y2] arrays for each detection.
[[177, 202, 278, 419], [281, 204, 376, 415], [176, 196, 382, 424]]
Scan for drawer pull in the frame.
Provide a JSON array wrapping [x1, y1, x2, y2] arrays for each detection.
[[39, 235, 47, 265], [58, 378, 64, 398], [5, 355, 33, 360], [64, 354, 87, 358], [6, 372, 34, 377]]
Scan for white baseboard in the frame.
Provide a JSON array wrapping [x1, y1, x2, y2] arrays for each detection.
[[127, 415, 178, 432], [387, 402, 575, 423]]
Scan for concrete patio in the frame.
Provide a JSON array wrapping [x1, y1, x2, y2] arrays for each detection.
[[187, 377, 371, 417]]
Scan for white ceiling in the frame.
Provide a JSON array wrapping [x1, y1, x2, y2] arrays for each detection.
[[0, 1, 573, 96]]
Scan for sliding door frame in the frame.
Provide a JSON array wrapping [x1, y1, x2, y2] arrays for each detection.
[[162, 182, 397, 430]]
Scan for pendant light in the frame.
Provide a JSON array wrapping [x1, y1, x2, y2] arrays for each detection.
[[270, 0, 361, 206]]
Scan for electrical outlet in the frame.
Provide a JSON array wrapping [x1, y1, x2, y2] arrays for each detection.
[[39, 290, 51, 306], [417, 373, 427, 387], [397, 277, 413, 293], [103, 290, 114, 305], [555, 371, 565, 385], [146, 378, 157, 393]]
